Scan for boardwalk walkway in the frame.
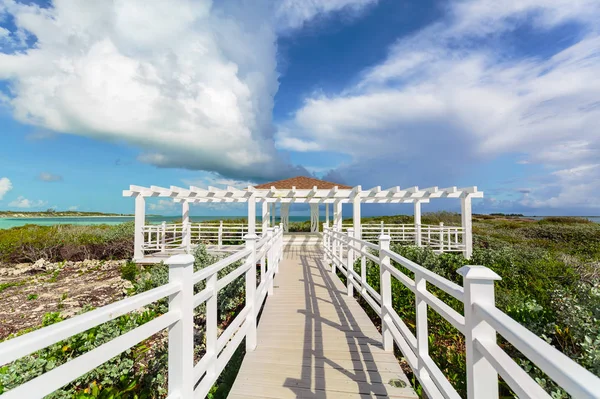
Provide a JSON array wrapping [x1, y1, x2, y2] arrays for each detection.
[[228, 246, 417, 399]]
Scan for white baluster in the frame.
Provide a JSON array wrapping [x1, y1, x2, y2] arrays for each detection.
[[266, 228, 274, 296], [218, 220, 223, 248], [379, 234, 393, 351], [458, 266, 501, 399], [167, 254, 194, 398], [439, 222, 444, 252], [244, 234, 257, 351], [161, 222, 166, 252], [323, 222, 329, 263], [206, 269, 217, 380], [415, 274, 430, 383], [346, 228, 355, 297]]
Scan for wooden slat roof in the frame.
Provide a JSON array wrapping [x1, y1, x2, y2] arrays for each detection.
[[253, 176, 352, 190]]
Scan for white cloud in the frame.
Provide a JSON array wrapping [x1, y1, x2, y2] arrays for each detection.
[[275, 0, 378, 30], [8, 196, 47, 209], [181, 174, 255, 189], [0, 177, 12, 199], [38, 172, 62, 182], [278, 0, 600, 209], [68, 205, 78, 211], [0, 0, 305, 180], [148, 199, 178, 212], [276, 130, 322, 152]]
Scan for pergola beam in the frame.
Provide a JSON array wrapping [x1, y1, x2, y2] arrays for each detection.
[[123, 185, 481, 202]]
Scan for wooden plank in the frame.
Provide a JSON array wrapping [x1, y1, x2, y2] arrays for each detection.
[[227, 246, 417, 399]]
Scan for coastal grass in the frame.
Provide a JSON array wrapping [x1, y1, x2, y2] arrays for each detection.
[[0, 214, 598, 397], [347, 214, 600, 397], [0, 222, 134, 264]]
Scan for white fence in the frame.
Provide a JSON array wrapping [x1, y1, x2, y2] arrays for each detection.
[[342, 222, 465, 253], [0, 227, 284, 398], [323, 227, 600, 399], [142, 222, 264, 255]]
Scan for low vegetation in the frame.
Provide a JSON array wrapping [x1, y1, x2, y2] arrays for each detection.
[[0, 223, 134, 264], [0, 210, 130, 218], [346, 214, 600, 397], [0, 214, 598, 397], [0, 244, 246, 398]]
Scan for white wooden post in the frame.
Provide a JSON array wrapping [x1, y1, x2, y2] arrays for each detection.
[[262, 200, 269, 236], [206, 265, 218, 380], [161, 221, 166, 252], [330, 227, 337, 275], [323, 221, 329, 262], [346, 228, 355, 297], [134, 194, 145, 261], [333, 200, 343, 271], [414, 200, 422, 247], [266, 228, 274, 296], [167, 254, 194, 398], [415, 274, 430, 382], [218, 221, 223, 248], [280, 203, 290, 232], [360, 237, 367, 296], [461, 195, 473, 258], [334, 200, 342, 232], [244, 233, 257, 352], [439, 222, 444, 252], [458, 265, 501, 399], [279, 223, 284, 267], [379, 234, 393, 351], [271, 202, 276, 226], [325, 203, 329, 226], [248, 193, 256, 236], [352, 188, 362, 240], [181, 201, 190, 252], [310, 203, 319, 233]]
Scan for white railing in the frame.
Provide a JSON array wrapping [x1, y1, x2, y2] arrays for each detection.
[[0, 227, 284, 399], [341, 222, 465, 253], [142, 221, 264, 255], [323, 226, 600, 399]]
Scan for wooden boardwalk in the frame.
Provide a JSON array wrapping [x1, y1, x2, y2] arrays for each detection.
[[228, 246, 417, 399]]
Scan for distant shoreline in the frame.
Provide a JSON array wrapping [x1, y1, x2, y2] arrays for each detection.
[[0, 215, 133, 219]]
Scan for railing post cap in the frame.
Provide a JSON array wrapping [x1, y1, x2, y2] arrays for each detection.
[[457, 265, 501, 281], [244, 233, 258, 241], [378, 234, 391, 241], [166, 253, 195, 266]]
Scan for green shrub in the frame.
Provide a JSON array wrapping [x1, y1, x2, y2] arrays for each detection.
[[539, 217, 593, 224], [0, 222, 135, 264], [355, 238, 600, 397], [120, 261, 138, 282], [0, 243, 236, 398]]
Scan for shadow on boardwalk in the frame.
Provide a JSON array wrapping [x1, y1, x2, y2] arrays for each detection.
[[227, 246, 416, 399]]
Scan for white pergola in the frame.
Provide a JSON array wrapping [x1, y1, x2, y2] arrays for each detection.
[[124, 176, 483, 259]]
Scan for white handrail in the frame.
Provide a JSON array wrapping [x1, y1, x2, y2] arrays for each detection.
[[141, 221, 267, 256], [321, 226, 600, 399], [0, 226, 285, 398]]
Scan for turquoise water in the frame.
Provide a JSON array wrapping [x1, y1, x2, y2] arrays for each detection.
[[0, 215, 314, 229], [1, 215, 598, 229]]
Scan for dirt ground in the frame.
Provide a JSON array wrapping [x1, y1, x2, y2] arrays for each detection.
[[0, 259, 132, 340]]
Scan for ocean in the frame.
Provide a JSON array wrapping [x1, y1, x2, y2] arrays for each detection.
[[0, 215, 598, 229], [0, 215, 314, 229]]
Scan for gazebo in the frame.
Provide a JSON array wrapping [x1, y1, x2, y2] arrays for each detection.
[[124, 176, 482, 261]]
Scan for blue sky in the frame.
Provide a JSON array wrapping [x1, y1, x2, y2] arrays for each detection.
[[1, 0, 599, 216]]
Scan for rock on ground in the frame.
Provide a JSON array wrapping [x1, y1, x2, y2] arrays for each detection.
[[0, 259, 131, 340]]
